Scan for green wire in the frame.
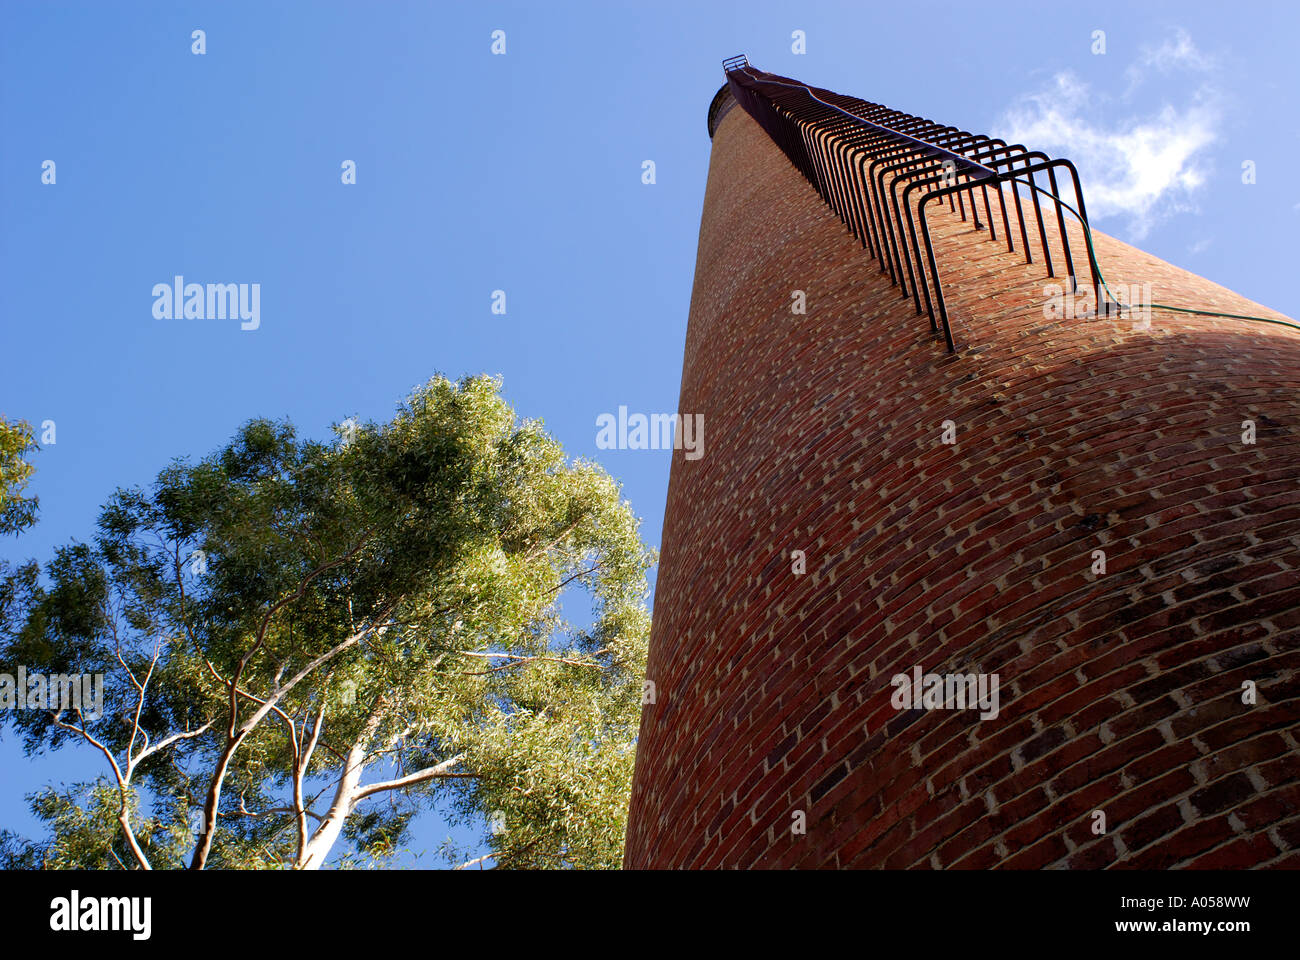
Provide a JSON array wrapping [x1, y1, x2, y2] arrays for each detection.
[[1003, 176, 1300, 334]]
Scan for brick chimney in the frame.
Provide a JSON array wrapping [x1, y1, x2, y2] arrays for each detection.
[[624, 73, 1300, 869]]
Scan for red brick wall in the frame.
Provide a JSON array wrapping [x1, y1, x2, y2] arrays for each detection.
[[623, 96, 1300, 869]]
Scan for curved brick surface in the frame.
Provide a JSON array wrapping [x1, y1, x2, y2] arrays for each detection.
[[624, 97, 1300, 869]]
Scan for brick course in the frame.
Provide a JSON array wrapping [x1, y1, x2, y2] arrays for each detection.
[[623, 92, 1300, 869]]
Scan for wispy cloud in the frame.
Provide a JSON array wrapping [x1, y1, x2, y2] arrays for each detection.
[[1126, 27, 1216, 91], [993, 29, 1222, 240]]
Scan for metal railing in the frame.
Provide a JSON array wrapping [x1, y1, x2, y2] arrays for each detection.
[[721, 56, 1120, 352]]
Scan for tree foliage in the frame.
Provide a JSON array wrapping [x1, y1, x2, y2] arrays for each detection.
[[0, 416, 39, 536], [0, 376, 652, 869]]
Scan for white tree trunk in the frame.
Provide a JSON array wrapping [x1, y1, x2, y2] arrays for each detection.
[[296, 711, 381, 870]]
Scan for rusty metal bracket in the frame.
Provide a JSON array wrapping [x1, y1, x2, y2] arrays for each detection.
[[720, 56, 1120, 352]]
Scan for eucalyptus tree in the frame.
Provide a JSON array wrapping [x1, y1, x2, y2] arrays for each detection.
[[0, 416, 39, 536], [0, 376, 653, 869]]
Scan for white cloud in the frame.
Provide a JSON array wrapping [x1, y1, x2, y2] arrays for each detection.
[[993, 30, 1223, 240], [1126, 27, 1215, 90]]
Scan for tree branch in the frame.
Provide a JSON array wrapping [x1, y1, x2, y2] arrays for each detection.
[[352, 754, 468, 802], [458, 649, 607, 675], [190, 604, 394, 870], [294, 704, 326, 861], [130, 720, 215, 772], [453, 851, 496, 870], [48, 709, 151, 871]]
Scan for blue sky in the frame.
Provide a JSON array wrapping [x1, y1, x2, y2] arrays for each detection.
[[2, 0, 1297, 866]]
